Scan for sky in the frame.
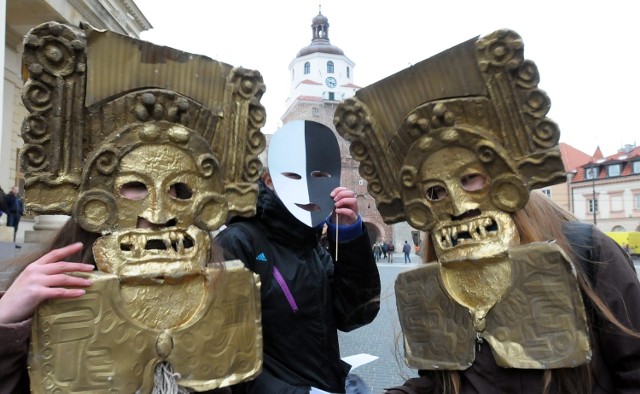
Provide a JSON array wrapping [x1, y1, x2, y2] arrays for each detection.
[[134, 0, 639, 157]]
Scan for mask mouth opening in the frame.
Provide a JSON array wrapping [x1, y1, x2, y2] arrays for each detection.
[[294, 202, 321, 212], [118, 230, 196, 253], [436, 215, 499, 249]]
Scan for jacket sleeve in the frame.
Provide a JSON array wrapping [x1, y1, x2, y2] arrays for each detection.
[[0, 293, 32, 393], [591, 229, 640, 392], [328, 225, 381, 332], [215, 226, 257, 270]]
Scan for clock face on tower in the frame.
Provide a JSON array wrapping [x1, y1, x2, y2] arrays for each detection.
[[325, 77, 337, 88]]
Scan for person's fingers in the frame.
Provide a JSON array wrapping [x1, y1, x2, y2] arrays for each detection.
[[39, 261, 95, 276], [40, 287, 87, 299], [34, 242, 84, 265], [42, 272, 93, 289]]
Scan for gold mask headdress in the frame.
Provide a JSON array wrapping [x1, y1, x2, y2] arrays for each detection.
[[335, 30, 590, 370], [22, 22, 264, 392], [335, 29, 566, 226]]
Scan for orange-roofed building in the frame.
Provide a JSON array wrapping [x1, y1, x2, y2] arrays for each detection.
[[569, 144, 640, 233]]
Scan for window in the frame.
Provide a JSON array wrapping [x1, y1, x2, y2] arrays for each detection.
[[588, 198, 598, 213], [635, 194, 640, 210], [304, 62, 310, 75], [607, 164, 621, 177], [328, 92, 335, 101], [633, 161, 640, 174], [347, 66, 350, 78], [327, 61, 334, 74], [540, 188, 551, 197], [612, 225, 626, 232], [312, 108, 319, 117], [585, 167, 597, 180]]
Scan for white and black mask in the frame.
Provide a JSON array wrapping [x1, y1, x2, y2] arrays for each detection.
[[268, 120, 341, 227]]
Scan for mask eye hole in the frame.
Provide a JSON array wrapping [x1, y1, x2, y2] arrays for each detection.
[[281, 172, 302, 180], [426, 185, 446, 201], [120, 181, 148, 200], [310, 171, 331, 178], [461, 173, 486, 192], [169, 183, 193, 200]]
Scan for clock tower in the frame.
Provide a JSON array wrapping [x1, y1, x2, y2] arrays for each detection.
[[281, 9, 393, 247]]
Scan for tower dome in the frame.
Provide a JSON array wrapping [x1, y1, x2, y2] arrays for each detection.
[[296, 11, 344, 57]]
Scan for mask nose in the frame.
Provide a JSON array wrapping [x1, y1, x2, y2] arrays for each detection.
[[447, 185, 479, 219], [139, 188, 176, 228]]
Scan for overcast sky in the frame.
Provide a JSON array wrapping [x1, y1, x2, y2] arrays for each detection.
[[135, 0, 639, 157]]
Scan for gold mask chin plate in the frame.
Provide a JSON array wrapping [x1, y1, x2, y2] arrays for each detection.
[[28, 261, 263, 393], [395, 242, 591, 370]]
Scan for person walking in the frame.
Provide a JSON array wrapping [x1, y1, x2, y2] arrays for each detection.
[[402, 240, 411, 264], [381, 241, 389, 262], [4, 186, 24, 242], [373, 242, 382, 261], [387, 241, 395, 262]]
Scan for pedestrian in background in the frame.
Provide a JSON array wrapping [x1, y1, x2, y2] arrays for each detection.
[[373, 242, 382, 261], [387, 241, 395, 262], [4, 186, 24, 242], [402, 240, 411, 264], [0, 186, 7, 223], [381, 241, 389, 262]]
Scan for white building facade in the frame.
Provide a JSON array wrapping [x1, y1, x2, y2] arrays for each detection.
[[570, 144, 640, 232]]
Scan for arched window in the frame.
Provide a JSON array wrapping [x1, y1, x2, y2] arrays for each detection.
[[327, 61, 334, 74], [612, 225, 626, 232], [304, 62, 310, 75], [346, 66, 350, 78]]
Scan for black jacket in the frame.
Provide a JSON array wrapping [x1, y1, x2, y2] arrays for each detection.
[[216, 182, 380, 393]]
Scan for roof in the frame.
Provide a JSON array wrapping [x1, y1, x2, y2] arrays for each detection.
[[559, 142, 592, 172], [571, 144, 640, 182]]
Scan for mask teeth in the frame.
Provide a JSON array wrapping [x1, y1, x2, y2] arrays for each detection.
[[134, 234, 145, 258], [163, 234, 172, 250], [469, 222, 480, 241], [177, 233, 185, 254], [437, 217, 498, 249]]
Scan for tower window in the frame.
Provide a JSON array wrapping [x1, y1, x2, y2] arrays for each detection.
[[328, 92, 335, 101], [327, 61, 334, 74], [346, 66, 350, 78], [304, 62, 310, 75]]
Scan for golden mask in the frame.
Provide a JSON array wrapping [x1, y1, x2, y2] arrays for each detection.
[[335, 29, 590, 370], [21, 22, 265, 392]]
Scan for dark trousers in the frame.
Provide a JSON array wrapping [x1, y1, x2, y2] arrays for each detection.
[[6, 213, 21, 242]]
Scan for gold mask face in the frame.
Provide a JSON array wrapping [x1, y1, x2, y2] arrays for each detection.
[[409, 146, 519, 263], [82, 123, 228, 280], [22, 22, 266, 392]]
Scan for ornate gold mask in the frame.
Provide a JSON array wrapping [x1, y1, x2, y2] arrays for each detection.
[[21, 22, 266, 392], [335, 29, 590, 370]]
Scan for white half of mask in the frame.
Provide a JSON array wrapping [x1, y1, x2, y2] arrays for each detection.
[[268, 120, 341, 227]]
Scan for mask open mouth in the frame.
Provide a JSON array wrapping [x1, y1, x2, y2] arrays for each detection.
[[119, 231, 195, 253], [93, 226, 210, 278], [435, 216, 499, 249], [295, 202, 321, 212]]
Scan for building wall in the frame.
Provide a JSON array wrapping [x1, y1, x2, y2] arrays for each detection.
[[571, 175, 640, 232]]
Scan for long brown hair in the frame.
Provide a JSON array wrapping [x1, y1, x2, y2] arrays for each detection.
[[419, 192, 639, 394]]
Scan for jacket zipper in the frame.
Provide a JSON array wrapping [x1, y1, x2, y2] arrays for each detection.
[[272, 266, 299, 313]]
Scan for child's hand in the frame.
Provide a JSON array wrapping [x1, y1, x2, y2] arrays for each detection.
[[0, 243, 94, 324]]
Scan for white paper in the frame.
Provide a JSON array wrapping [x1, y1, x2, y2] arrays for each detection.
[[310, 353, 378, 393]]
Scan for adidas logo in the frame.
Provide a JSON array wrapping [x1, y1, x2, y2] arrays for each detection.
[[256, 252, 267, 262]]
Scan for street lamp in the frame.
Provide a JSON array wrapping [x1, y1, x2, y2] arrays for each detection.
[[590, 166, 597, 226]]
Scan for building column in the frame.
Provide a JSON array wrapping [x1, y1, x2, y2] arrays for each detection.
[[24, 214, 69, 243]]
